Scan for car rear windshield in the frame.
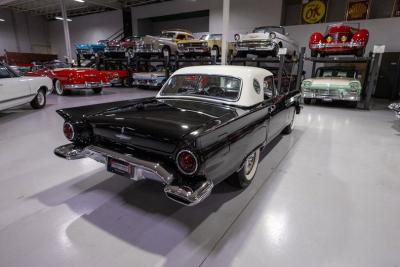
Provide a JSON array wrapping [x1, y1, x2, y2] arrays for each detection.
[[160, 74, 242, 101]]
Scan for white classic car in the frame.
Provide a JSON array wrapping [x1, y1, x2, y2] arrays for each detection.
[[302, 67, 362, 108], [0, 63, 53, 111], [234, 26, 298, 58]]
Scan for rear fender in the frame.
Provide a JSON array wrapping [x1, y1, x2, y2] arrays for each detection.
[[352, 29, 369, 44]]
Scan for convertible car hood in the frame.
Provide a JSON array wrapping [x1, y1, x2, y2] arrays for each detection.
[[59, 98, 239, 153]]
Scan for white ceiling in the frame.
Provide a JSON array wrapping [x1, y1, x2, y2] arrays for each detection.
[[0, 0, 171, 19]]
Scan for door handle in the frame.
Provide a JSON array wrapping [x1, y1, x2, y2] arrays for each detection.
[[268, 105, 276, 113]]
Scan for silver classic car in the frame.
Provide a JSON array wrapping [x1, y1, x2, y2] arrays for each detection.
[[136, 29, 195, 57], [234, 26, 298, 58]]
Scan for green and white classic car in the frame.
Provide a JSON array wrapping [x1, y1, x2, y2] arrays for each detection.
[[302, 67, 362, 107]]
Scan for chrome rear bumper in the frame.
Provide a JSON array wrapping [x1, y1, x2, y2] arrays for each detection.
[[54, 143, 213, 206]]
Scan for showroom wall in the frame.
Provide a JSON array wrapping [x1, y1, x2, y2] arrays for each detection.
[[131, 0, 282, 39], [0, 9, 50, 54], [49, 10, 123, 60]]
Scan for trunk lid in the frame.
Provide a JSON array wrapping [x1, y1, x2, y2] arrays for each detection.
[[85, 98, 239, 153]]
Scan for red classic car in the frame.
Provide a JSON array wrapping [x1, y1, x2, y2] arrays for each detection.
[[26, 61, 111, 95], [96, 60, 131, 87], [105, 36, 142, 56], [309, 24, 369, 57]]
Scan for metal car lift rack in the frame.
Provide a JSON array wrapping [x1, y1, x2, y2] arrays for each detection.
[[306, 52, 382, 110]]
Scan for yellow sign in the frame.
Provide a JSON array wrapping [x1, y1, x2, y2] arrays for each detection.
[[347, 0, 369, 20], [302, 0, 327, 24]]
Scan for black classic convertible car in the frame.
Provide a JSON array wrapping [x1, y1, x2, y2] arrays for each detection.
[[54, 66, 301, 206]]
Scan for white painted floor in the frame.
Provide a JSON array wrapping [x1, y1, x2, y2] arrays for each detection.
[[0, 87, 399, 267]]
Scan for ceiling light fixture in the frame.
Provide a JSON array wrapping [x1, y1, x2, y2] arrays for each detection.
[[55, 16, 72, 22], [0, 19, 5, 22], [74, 0, 85, 2]]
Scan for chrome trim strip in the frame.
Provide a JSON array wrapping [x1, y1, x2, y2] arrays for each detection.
[[0, 93, 36, 104]]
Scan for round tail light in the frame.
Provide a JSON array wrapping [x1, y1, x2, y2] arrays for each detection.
[[63, 122, 75, 141], [176, 150, 198, 175]]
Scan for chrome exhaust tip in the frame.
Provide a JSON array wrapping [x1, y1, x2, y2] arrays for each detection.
[[164, 180, 214, 206]]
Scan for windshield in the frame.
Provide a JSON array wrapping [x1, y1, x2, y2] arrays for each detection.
[[253, 26, 284, 34], [160, 74, 242, 101], [46, 62, 70, 69], [318, 69, 357, 78], [160, 32, 176, 38], [201, 34, 222, 40]]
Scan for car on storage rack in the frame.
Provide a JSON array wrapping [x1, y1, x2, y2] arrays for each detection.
[[234, 26, 298, 58], [136, 29, 195, 57], [177, 34, 233, 58], [106, 36, 142, 57], [302, 67, 362, 107], [75, 40, 108, 56], [131, 65, 169, 88], [54, 65, 301, 206], [0, 63, 52, 111], [309, 23, 369, 57], [25, 61, 111, 95], [97, 60, 130, 87]]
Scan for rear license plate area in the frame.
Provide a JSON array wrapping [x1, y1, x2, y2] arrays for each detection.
[[107, 157, 133, 177]]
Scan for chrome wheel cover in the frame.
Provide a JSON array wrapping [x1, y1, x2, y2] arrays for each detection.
[[55, 80, 63, 95], [37, 91, 45, 105]]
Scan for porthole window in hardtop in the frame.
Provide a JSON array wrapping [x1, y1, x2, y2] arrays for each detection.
[[161, 74, 242, 101], [253, 79, 261, 94]]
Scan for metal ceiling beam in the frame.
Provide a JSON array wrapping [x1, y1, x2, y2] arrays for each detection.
[[85, 0, 121, 10]]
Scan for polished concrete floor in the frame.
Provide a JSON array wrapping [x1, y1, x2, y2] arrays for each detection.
[[0, 87, 399, 267]]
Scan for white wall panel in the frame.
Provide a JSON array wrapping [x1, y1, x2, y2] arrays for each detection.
[[0, 9, 49, 54], [49, 10, 122, 60]]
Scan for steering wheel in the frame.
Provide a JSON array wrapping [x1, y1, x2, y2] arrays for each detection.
[[207, 86, 225, 97]]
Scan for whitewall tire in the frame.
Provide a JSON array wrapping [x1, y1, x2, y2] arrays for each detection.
[[30, 89, 46, 109], [54, 80, 64, 95], [228, 148, 260, 188]]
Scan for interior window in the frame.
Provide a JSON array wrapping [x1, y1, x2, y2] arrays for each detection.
[[263, 76, 274, 99], [0, 66, 12, 79]]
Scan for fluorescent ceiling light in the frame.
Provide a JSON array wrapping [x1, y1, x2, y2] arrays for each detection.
[[0, 19, 5, 22], [55, 16, 72, 22], [74, 0, 85, 2]]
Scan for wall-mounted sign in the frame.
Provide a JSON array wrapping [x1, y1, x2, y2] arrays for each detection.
[[301, 0, 327, 24], [393, 0, 400, 17], [346, 0, 370, 20]]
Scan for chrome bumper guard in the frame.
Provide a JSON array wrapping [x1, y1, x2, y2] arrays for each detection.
[[54, 143, 213, 206], [303, 92, 360, 101], [64, 82, 111, 89]]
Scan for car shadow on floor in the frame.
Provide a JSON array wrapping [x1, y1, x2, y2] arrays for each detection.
[[59, 90, 116, 97], [390, 119, 400, 135], [0, 104, 55, 123], [30, 130, 302, 263]]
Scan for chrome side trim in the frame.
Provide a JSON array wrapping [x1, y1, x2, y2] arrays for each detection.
[[0, 93, 36, 104]]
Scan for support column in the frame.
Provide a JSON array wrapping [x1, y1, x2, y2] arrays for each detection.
[[60, 0, 72, 63], [122, 7, 133, 38], [221, 0, 230, 65]]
